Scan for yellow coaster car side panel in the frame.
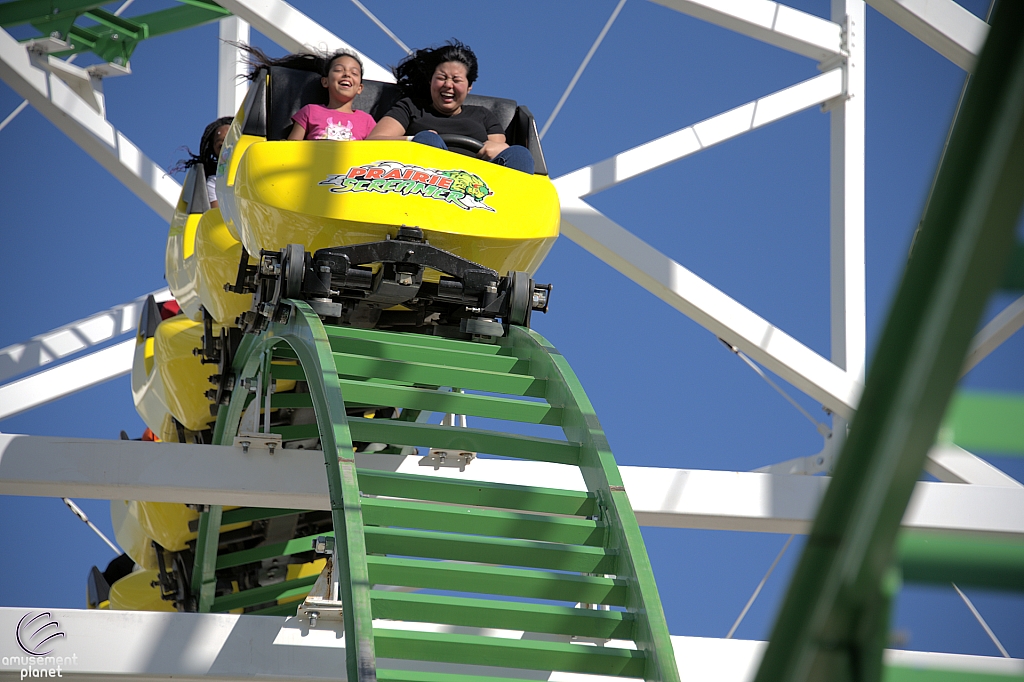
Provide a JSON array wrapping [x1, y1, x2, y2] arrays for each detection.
[[108, 569, 176, 612], [232, 140, 559, 275], [110, 500, 160, 571], [131, 333, 170, 436], [131, 501, 199, 553], [216, 127, 263, 242], [194, 207, 254, 326], [166, 206, 203, 321], [154, 316, 217, 432]]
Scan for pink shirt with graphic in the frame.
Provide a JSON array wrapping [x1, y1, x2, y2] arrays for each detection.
[[292, 104, 375, 141]]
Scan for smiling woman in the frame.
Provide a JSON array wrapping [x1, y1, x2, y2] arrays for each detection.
[[367, 40, 535, 174]]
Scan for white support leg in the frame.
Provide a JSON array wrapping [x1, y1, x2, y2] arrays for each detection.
[[218, 16, 250, 119], [0, 28, 180, 220], [826, 0, 867, 461]]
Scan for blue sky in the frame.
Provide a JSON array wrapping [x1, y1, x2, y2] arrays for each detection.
[[1, 0, 1021, 661]]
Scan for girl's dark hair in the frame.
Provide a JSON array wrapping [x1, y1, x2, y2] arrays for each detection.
[[234, 43, 364, 81], [392, 40, 478, 104], [171, 116, 233, 178]]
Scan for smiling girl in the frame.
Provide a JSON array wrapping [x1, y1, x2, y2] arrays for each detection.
[[289, 51, 375, 141], [237, 45, 375, 142], [367, 40, 534, 174]]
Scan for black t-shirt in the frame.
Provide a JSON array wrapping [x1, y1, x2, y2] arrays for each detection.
[[385, 97, 504, 152]]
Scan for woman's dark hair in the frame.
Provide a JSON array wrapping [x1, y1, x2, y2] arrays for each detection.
[[234, 43, 364, 81], [392, 40, 478, 103], [171, 116, 233, 178]]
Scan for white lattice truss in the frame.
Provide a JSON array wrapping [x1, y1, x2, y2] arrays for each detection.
[[0, 0, 1018, 678]]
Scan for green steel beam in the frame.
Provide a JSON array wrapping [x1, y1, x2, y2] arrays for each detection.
[[34, 3, 229, 61], [367, 556, 629, 606], [219, 507, 304, 526], [899, 531, 1024, 592], [332, 351, 546, 397], [128, 2, 227, 37], [364, 526, 616, 574], [361, 497, 605, 546], [0, 0, 102, 27], [943, 390, 1024, 455], [377, 670, 553, 682], [271, 414, 582, 465], [754, 5, 1024, 682], [374, 628, 646, 678], [370, 590, 635, 640], [356, 469, 597, 517], [82, 7, 143, 38], [331, 378, 562, 425], [217, 532, 329, 570], [211, 575, 318, 612], [191, 504, 223, 612], [299, 335, 533, 374], [1001, 242, 1024, 291], [883, 669, 1024, 682]]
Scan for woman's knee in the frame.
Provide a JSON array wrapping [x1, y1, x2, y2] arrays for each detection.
[[411, 130, 447, 149], [492, 145, 534, 174]]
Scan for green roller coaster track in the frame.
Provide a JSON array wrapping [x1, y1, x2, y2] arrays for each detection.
[[190, 300, 680, 682]]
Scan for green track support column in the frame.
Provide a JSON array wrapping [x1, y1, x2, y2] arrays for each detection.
[[754, 4, 1024, 681], [203, 301, 377, 682]]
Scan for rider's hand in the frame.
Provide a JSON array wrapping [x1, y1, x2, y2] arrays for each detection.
[[478, 139, 509, 161]]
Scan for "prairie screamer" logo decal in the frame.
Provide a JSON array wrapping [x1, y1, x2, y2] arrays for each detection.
[[319, 161, 494, 211]]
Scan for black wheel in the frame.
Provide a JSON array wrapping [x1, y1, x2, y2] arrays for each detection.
[[507, 271, 532, 328], [440, 134, 484, 153], [282, 244, 305, 300]]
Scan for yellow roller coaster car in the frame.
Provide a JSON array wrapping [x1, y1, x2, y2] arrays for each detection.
[[214, 65, 556, 336]]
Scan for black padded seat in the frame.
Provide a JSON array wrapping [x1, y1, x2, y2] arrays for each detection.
[[182, 164, 210, 215], [247, 66, 547, 175]]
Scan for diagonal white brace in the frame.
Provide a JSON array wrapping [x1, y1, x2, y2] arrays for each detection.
[[0, 288, 169, 384], [648, 0, 843, 61], [0, 28, 180, 220], [962, 293, 1024, 376], [866, 0, 988, 72], [555, 68, 843, 198], [215, 0, 394, 82], [0, 339, 135, 421], [558, 197, 862, 418]]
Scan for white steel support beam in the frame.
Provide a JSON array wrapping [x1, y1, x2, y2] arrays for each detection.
[[0, 340, 134, 421], [826, 0, 867, 457], [215, 0, 394, 82], [866, 0, 988, 72], [962, 293, 1024, 375], [554, 69, 861, 419], [0, 289, 169, 384], [0, 29, 180, 220], [1, 608, 1020, 682], [555, 69, 844, 198], [217, 16, 251, 118], [3, 434, 1022, 538], [925, 443, 1023, 488], [558, 198, 862, 418], [647, 0, 843, 61]]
